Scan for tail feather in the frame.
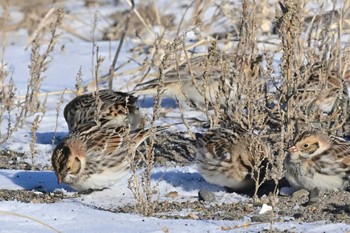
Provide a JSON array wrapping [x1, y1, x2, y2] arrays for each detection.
[[131, 125, 170, 150], [131, 88, 159, 97]]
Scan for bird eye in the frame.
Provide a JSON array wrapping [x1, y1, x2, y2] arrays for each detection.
[[303, 143, 309, 148]]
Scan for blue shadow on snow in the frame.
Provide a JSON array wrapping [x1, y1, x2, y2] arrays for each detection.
[[151, 170, 225, 192], [138, 96, 178, 108], [0, 170, 74, 192], [35, 131, 68, 145]]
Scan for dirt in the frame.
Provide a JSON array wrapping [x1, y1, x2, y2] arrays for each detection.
[[1, 0, 348, 228], [106, 189, 350, 224], [1, 149, 349, 224], [0, 189, 70, 203], [0, 149, 53, 171], [0, 150, 32, 170]]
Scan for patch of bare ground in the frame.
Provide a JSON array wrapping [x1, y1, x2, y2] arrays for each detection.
[[0, 182, 348, 224], [0, 150, 52, 170], [0, 189, 69, 203], [0, 142, 348, 224], [0, 150, 31, 170], [102, 190, 350, 223]]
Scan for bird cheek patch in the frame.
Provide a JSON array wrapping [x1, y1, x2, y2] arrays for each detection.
[[306, 144, 319, 155], [71, 157, 82, 174]]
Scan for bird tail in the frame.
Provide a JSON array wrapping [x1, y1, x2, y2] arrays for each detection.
[[131, 88, 159, 97], [131, 78, 160, 97], [130, 125, 170, 150]]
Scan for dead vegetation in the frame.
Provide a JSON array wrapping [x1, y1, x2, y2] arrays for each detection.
[[0, 0, 350, 225]]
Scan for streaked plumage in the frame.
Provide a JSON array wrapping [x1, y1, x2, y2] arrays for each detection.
[[132, 54, 237, 109], [304, 72, 349, 114], [64, 90, 141, 132], [269, 65, 350, 136], [196, 126, 269, 191], [285, 130, 350, 191], [51, 122, 155, 191]]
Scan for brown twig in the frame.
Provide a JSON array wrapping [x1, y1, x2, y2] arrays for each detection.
[[108, 0, 135, 90]]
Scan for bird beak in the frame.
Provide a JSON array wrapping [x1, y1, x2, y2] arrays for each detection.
[[288, 146, 298, 153], [57, 174, 63, 184]]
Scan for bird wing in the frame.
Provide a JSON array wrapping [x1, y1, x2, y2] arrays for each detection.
[[134, 54, 228, 92], [313, 136, 350, 177], [64, 90, 137, 118], [84, 124, 167, 157], [64, 90, 139, 131], [197, 127, 243, 161], [71, 122, 125, 157], [332, 137, 350, 168]]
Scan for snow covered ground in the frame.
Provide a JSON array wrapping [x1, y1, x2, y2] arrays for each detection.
[[1, 167, 350, 233], [0, 1, 349, 232]]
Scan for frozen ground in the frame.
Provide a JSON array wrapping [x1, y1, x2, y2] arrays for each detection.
[[1, 167, 350, 233], [0, 1, 349, 232]]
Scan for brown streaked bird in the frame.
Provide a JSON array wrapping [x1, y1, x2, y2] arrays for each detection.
[[305, 73, 349, 115], [285, 130, 350, 192], [64, 90, 141, 132], [196, 126, 269, 191], [295, 62, 350, 115], [51, 122, 158, 191], [132, 54, 237, 109]]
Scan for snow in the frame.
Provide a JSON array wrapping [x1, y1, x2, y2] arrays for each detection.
[[0, 1, 349, 232], [2, 200, 350, 233], [259, 204, 272, 215]]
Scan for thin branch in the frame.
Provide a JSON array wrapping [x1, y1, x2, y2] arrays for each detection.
[[108, 0, 135, 90]]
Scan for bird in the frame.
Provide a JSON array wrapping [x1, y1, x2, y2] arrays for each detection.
[[303, 70, 349, 115], [276, 62, 349, 116], [285, 130, 350, 192], [51, 122, 160, 191], [195, 125, 269, 192], [270, 64, 350, 136], [64, 90, 141, 132], [296, 66, 350, 135], [132, 54, 237, 109]]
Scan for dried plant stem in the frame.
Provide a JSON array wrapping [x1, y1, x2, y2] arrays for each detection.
[[60, 23, 91, 42], [16, 90, 76, 99], [124, 0, 156, 40], [0, 211, 61, 233], [91, 11, 99, 88], [176, 96, 195, 139], [26, 8, 56, 47], [52, 90, 66, 146], [0, 7, 64, 145], [23, 8, 64, 120], [75, 66, 83, 95], [128, 31, 171, 216], [108, 0, 135, 90], [0, 0, 10, 139], [1, 0, 9, 72], [30, 115, 42, 166]]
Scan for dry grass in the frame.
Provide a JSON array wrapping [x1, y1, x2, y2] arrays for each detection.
[[114, 0, 349, 222], [1, 0, 350, 224], [0, 4, 64, 144], [127, 30, 169, 216], [0, 210, 61, 233]]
